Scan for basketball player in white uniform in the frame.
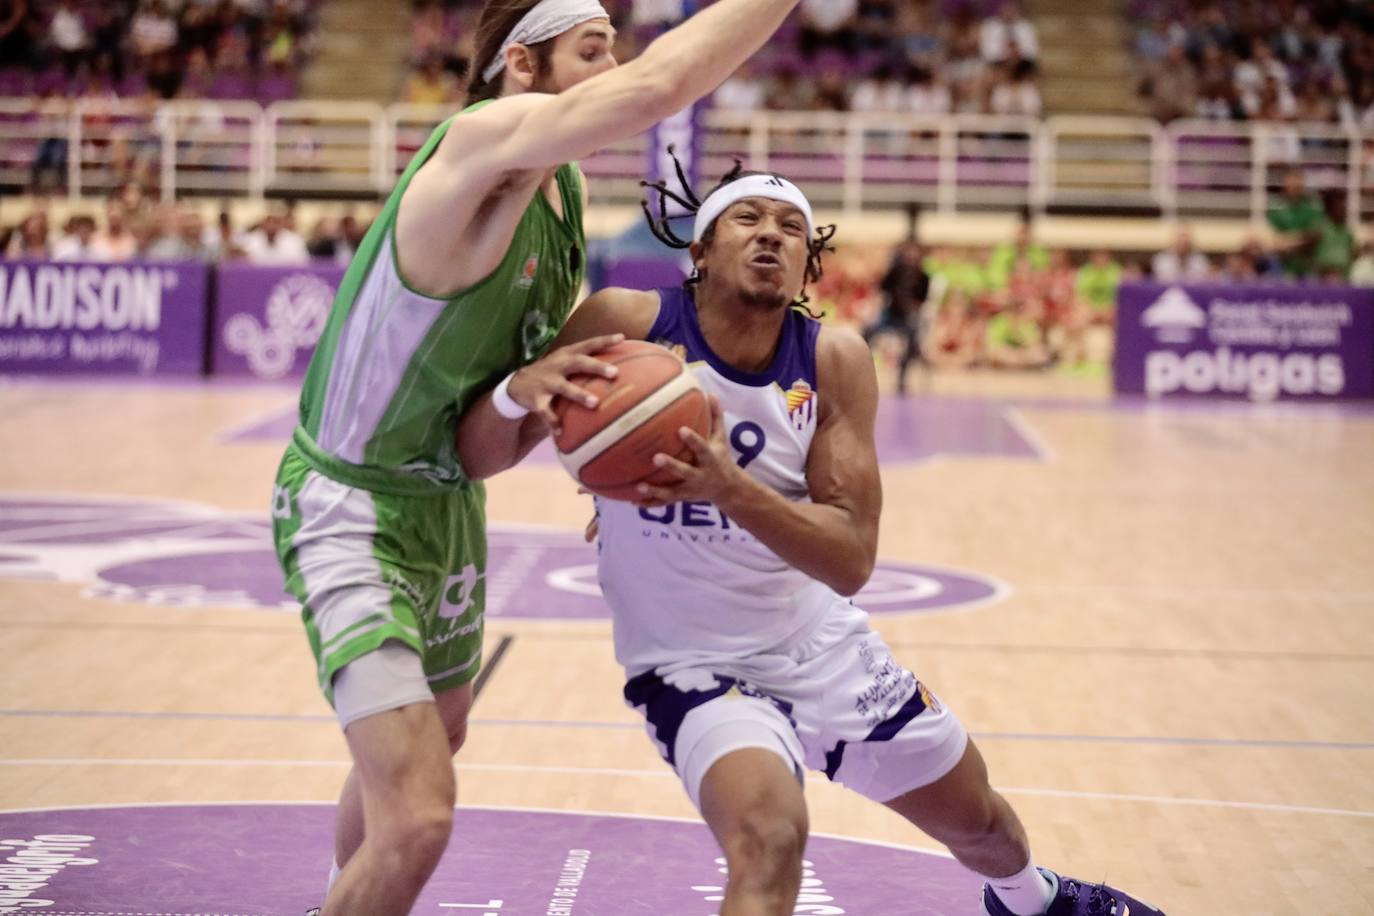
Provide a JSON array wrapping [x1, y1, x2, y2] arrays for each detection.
[[458, 168, 1165, 916]]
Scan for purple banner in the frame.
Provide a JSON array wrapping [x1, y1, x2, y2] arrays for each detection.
[[0, 260, 209, 376], [1114, 282, 1374, 401], [212, 262, 345, 380]]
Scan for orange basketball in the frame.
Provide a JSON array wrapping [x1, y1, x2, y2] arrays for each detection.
[[553, 340, 710, 502]]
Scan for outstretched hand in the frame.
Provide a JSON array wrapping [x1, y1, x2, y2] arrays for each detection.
[[635, 396, 744, 509], [506, 334, 625, 435]]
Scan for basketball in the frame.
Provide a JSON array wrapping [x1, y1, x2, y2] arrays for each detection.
[[553, 340, 710, 502]]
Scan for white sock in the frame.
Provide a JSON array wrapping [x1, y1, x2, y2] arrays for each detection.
[[326, 858, 341, 896], [982, 860, 1054, 916]]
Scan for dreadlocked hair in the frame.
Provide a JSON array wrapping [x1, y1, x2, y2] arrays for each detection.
[[640, 147, 838, 319]]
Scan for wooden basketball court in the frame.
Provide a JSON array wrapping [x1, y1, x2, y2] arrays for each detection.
[[1, 371, 1371, 914]]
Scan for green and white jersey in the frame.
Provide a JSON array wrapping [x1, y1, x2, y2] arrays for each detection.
[[294, 101, 586, 493]]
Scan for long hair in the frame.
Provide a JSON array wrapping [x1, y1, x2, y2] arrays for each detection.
[[641, 149, 837, 316], [467, 0, 557, 104]]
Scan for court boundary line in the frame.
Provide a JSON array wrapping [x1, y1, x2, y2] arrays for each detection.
[[1002, 406, 1056, 463]]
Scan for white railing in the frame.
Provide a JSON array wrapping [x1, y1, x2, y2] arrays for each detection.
[[1, 98, 1368, 223]]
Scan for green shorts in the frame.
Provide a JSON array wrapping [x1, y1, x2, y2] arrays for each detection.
[[271, 435, 487, 702]]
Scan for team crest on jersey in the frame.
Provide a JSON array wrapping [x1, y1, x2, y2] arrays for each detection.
[[515, 255, 539, 290], [784, 379, 816, 429], [916, 679, 942, 714]]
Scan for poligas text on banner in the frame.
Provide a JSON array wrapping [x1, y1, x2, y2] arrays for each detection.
[[1115, 282, 1374, 402], [0, 261, 209, 376]]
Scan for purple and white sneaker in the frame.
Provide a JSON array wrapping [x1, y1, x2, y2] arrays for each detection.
[[982, 867, 1166, 916]]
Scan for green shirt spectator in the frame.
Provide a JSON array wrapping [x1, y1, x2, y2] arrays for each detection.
[[1311, 190, 1356, 281], [1076, 252, 1122, 313], [987, 225, 1049, 288], [1266, 168, 1326, 277]]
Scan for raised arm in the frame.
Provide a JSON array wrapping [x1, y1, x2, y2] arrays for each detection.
[[458, 0, 800, 174], [640, 326, 883, 596], [455, 287, 661, 481]]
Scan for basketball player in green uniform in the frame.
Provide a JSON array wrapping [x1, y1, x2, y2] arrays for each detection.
[[269, 2, 803, 912]]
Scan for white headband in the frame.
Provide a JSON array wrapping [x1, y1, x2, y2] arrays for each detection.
[[481, 0, 611, 84], [693, 174, 815, 243]]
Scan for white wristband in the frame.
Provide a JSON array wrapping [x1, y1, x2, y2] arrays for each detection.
[[491, 372, 530, 421]]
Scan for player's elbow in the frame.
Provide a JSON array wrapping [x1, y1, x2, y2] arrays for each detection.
[[830, 553, 875, 598]]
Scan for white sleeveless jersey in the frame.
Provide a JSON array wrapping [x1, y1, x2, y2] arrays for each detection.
[[595, 287, 847, 676]]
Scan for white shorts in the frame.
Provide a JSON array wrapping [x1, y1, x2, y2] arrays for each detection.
[[623, 605, 969, 809]]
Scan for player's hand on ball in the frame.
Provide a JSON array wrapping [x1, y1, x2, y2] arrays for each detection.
[[637, 396, 740, 507], [508, 334, 624, 433]]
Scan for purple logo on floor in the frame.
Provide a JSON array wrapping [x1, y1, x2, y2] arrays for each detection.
[[0, 494, 1005, 618], [0, 804, 983, 914]]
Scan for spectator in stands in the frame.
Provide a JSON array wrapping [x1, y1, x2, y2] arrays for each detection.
[[0, 0, 34, 71], [856, 0, 897, 53], [1075, 249, 1122, 321], [1135, 16, 1174, 75], [987, 214, 1047, 290], [1143, 42, 1197, 122], [980, 1, 1037, 65], [894, 0, 941, 74], [864, 240, 930, 395], [851, 63, 906, 114], [1237, 235, 1284, 280], [1313, 189, 1356, 283], [240, 205, 308, 265], [1342, 77, 1374, 131], [989, 58, 1041, 118], [946, 14, 991, 113], [798, 0, 859, 61], [4, 212, 52, 260], [714, 61, 766, 113], [212, 210, 244, 261], [52, 214, 101, 261], [1195, 44, 1244, 120], [131, 0, 178, 60], [410, 0, 448, 63], [29, 88, 70, 192], [813, 67, 850, 112], [907, 66, 951, 114], [765, 65, 816, 111], [305, 216, 344, 263], [1350, 235, 1374, 287], [985, 293, 1049, 369], [48, 0, 89, 77], [146, 207, 216, 261], [1151, 226, 1212, 282], [92, 199, 138, 261], [1267, 167, 1325, 278], [402, 52, 463, 104]]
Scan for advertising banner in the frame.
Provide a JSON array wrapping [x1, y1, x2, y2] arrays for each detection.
[[212, 262, 345, 380], [1115, 282, 1374, 401], [0, 260, 210, 376]]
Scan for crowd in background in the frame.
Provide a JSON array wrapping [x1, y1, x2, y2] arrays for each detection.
[[848, 191, 1373, 385], [0, 0, 318, 103], [401, 0, 1044, 118], [1132, 0, 1374, 126], [0, 185, 371, 265]]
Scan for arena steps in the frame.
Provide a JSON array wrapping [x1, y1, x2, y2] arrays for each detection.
[[301, 0, 411, 101], [1029, 0, 1141, 116]]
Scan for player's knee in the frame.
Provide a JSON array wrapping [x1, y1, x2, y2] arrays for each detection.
[[722, 810, 806, 887], [382, 802, 454, 876], [446, 719, 467, 754]]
